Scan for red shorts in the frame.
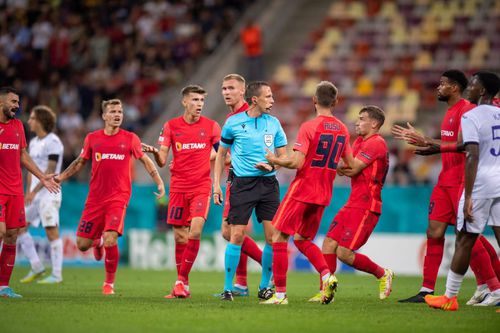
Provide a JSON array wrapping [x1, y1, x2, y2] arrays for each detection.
[[222, 183, 231, 219], [0, 194, 26, 229], [167, 192, 210, 227], [326, 207, 379, 251], [428, 184, 462, 224], [272, 197, 325, 239], [77, 201, 127, 239]]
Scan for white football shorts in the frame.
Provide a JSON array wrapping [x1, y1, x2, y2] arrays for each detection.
[[457, 195, 500, 234], [25, 194, 62, 228]]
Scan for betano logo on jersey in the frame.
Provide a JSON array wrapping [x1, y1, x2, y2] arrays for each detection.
[[441, 130, 454, 137], [95, 152, 126, 161], [0, 142, 20, 150], [175, 142, 206, 151]]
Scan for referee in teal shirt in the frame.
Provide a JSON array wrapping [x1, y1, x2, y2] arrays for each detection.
[[213, 81, 287, 301]]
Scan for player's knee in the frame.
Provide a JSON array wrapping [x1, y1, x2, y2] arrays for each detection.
[[221, 227, 230, 241], [174, 234, 187, 244], [189, 230, 201, 240], [230, 229, 245, 245], [103, 236, 118, 247], [322, 237, 336, 253], [3, 228, 19, 244], [426, 221, 446, 239], [336, 247, 352, 263], [77, 238, 91, 251]]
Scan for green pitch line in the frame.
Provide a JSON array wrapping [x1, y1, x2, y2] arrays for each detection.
[[0, 268, 498, 333]]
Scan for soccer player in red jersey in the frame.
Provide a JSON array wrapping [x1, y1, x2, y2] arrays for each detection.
[[0, 87, 60, 298], [425, 71, 500, 311], [261, 81, 351, 305], [319, 106, 393, 302], [55, 99, 164, 295], [142, 85, 221, 298], [393, 70, 500, 304], [218, 74, 263, 296]]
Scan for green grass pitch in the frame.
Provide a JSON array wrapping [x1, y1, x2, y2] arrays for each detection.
[[1, 267, 499, 333]]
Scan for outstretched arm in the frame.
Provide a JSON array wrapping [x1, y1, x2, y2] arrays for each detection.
[[138, 154, 165, 198], [56, 156, 87, 183], [142, 143, 170, 168], [26, 159, 58, 204], [392, 122, 465, 155], [21, 148, 60, 193], [265, 148, 304, 170]]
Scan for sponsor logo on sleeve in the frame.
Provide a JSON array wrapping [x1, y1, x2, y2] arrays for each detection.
[[360, 152, 372, 160]]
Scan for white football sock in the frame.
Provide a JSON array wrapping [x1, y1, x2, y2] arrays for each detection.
[[18, 232, 44, 273], [445, 270, 464, 298], [419, 287, 434, 293], [50, 238, 63, 280]]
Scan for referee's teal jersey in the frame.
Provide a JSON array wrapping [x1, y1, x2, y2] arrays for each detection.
[[220, 111, 287, 177]]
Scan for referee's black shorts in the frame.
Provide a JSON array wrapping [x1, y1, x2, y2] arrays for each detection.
[[227, 176, 280, 225]]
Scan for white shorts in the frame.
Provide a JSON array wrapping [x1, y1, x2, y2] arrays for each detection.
[[25, 194, 61, 228], [457, 195, 500, 234]]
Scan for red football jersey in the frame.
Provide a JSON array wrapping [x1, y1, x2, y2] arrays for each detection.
[[225, 102, 248, 121], [0, 119, 27, 195], [80, 129, 143, 205], [438, 98, 475, 186], [344, 134, 389, 214], [286, 115, 351, 206], [158, 116, 221, 193]]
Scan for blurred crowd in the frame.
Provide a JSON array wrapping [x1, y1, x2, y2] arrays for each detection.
[[0, 0, 252, 168]]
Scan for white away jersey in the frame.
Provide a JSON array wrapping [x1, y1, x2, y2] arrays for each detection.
[[461, 104, 500, 198], [28, 133, 64, 197]]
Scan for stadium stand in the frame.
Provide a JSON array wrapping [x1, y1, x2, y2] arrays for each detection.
[[0, 0, 252, 169]]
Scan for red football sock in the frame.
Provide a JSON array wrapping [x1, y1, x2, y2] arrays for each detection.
[[324, 253, 337, 274], [235, 253, 248, 287], [470, 239, 500, 291], [0, 244, 16, 286], [422, 237, 445, 290], [479, 235, 500, 281], [175, 243, 187, 276], [104, 245, 119, 284], [352, 253, 385, 279], [241, 236, 262, 264], [178, 239, 200, 284], [322, 253, 337, 290], [273, 242, 288, 293], [294, 240, 329, 276]]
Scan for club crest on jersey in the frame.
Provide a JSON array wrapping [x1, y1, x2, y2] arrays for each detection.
[[264, 134, 273, 147]]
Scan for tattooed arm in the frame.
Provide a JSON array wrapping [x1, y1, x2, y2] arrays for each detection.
[[55, 156, 87, 183]]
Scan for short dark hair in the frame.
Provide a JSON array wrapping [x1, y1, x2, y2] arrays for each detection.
[[473, 71, 500, 97], [32, 105, 56, 133], [442, 70, 468, 92], [315, 81, 338, 107], [360, 105, 385, 129], [0, 86, 19, 97], [245, 81, 270, 104], [181, 85, 206, 96]]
